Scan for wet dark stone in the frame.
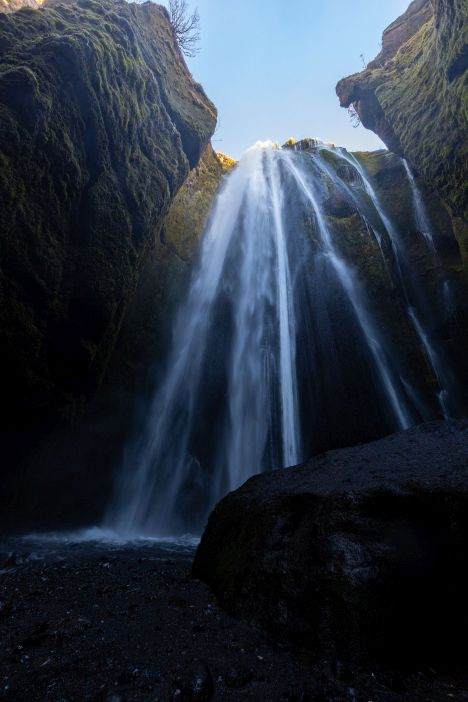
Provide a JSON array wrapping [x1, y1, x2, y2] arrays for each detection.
[[1, 540, 468, 700], [194, 420, 468, 666]]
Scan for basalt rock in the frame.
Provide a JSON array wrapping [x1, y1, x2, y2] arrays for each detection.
[[0, 0, 216, 526], [336, 0, 468, 225], [193, 419, 468, 665]]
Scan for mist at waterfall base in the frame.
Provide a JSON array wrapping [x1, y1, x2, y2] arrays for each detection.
[[104, 140, 463, 539]]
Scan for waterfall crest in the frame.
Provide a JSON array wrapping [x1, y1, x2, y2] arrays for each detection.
[[108, 142, 461, 537]]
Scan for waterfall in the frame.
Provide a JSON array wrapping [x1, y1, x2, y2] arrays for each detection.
[[402, 161, 462, 401], [108, 143, 302, 536], [107, 141, 459, 538], [402, 160, 437, 253], [281, 151, 412, 430], [330, 147, 460, 419]]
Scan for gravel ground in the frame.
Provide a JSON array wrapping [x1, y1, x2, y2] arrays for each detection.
[[0, 537, 467, 702]]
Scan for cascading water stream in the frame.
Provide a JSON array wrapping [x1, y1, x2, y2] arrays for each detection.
[[265, 148, 301, 465], [402, 160, 437, 253], [281, 150, 413, 430], [402, 159, 459, 324], [107, 143, 303, 536], [107, 141, 460, 538], [332, 147, 459, 419]]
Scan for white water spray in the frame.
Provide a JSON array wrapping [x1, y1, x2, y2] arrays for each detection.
[[108, 143, 302, 536], [108, 141, 461, 537]]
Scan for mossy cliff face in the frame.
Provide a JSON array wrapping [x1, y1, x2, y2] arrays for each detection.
[[0, 0, 216, 497], [162, 145, 236, 261], [109, 144, 235, 395], [2, 143, 232, 531], [336, 0, 468, 224]]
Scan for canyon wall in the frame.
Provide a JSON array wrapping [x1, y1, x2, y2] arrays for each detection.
[[0, 0, 216, 527], [1, 139, 231, 531], [336, 0, 467, 231]]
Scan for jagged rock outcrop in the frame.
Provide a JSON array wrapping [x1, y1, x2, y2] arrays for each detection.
[[0, 0, 216, 523], [336, 0, 468, 225], [194, 419, 468, 665], [367, 0, 433, 70]]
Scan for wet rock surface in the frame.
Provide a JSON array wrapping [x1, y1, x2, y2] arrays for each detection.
[[1, 540, 468, 701], [194, 420, 468, 673]]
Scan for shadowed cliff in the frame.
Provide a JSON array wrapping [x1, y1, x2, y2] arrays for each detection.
[[0, 143, 232, 532], [0, 0, 216, 522]]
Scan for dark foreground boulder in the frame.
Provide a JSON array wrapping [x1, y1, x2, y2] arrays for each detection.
[[193, 420, 468, 666]]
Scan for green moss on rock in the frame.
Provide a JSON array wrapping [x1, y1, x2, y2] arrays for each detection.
[[336, 0, 467, 223], [109, 144, 235, 387], [162, 145, 235, 261], [0, 0, 216, 441]]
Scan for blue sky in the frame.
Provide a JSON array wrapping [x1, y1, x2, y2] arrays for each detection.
[[162, 0, 410, 158]]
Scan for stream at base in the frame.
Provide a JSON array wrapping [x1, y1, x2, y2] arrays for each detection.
[[0, 530, 198, 567]]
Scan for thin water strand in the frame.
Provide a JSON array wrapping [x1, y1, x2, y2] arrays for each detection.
[[265, 148, 301, 465], [402, 159, 437, 252], [282, 150, 412, 430], [335, 148, 457, 418]]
